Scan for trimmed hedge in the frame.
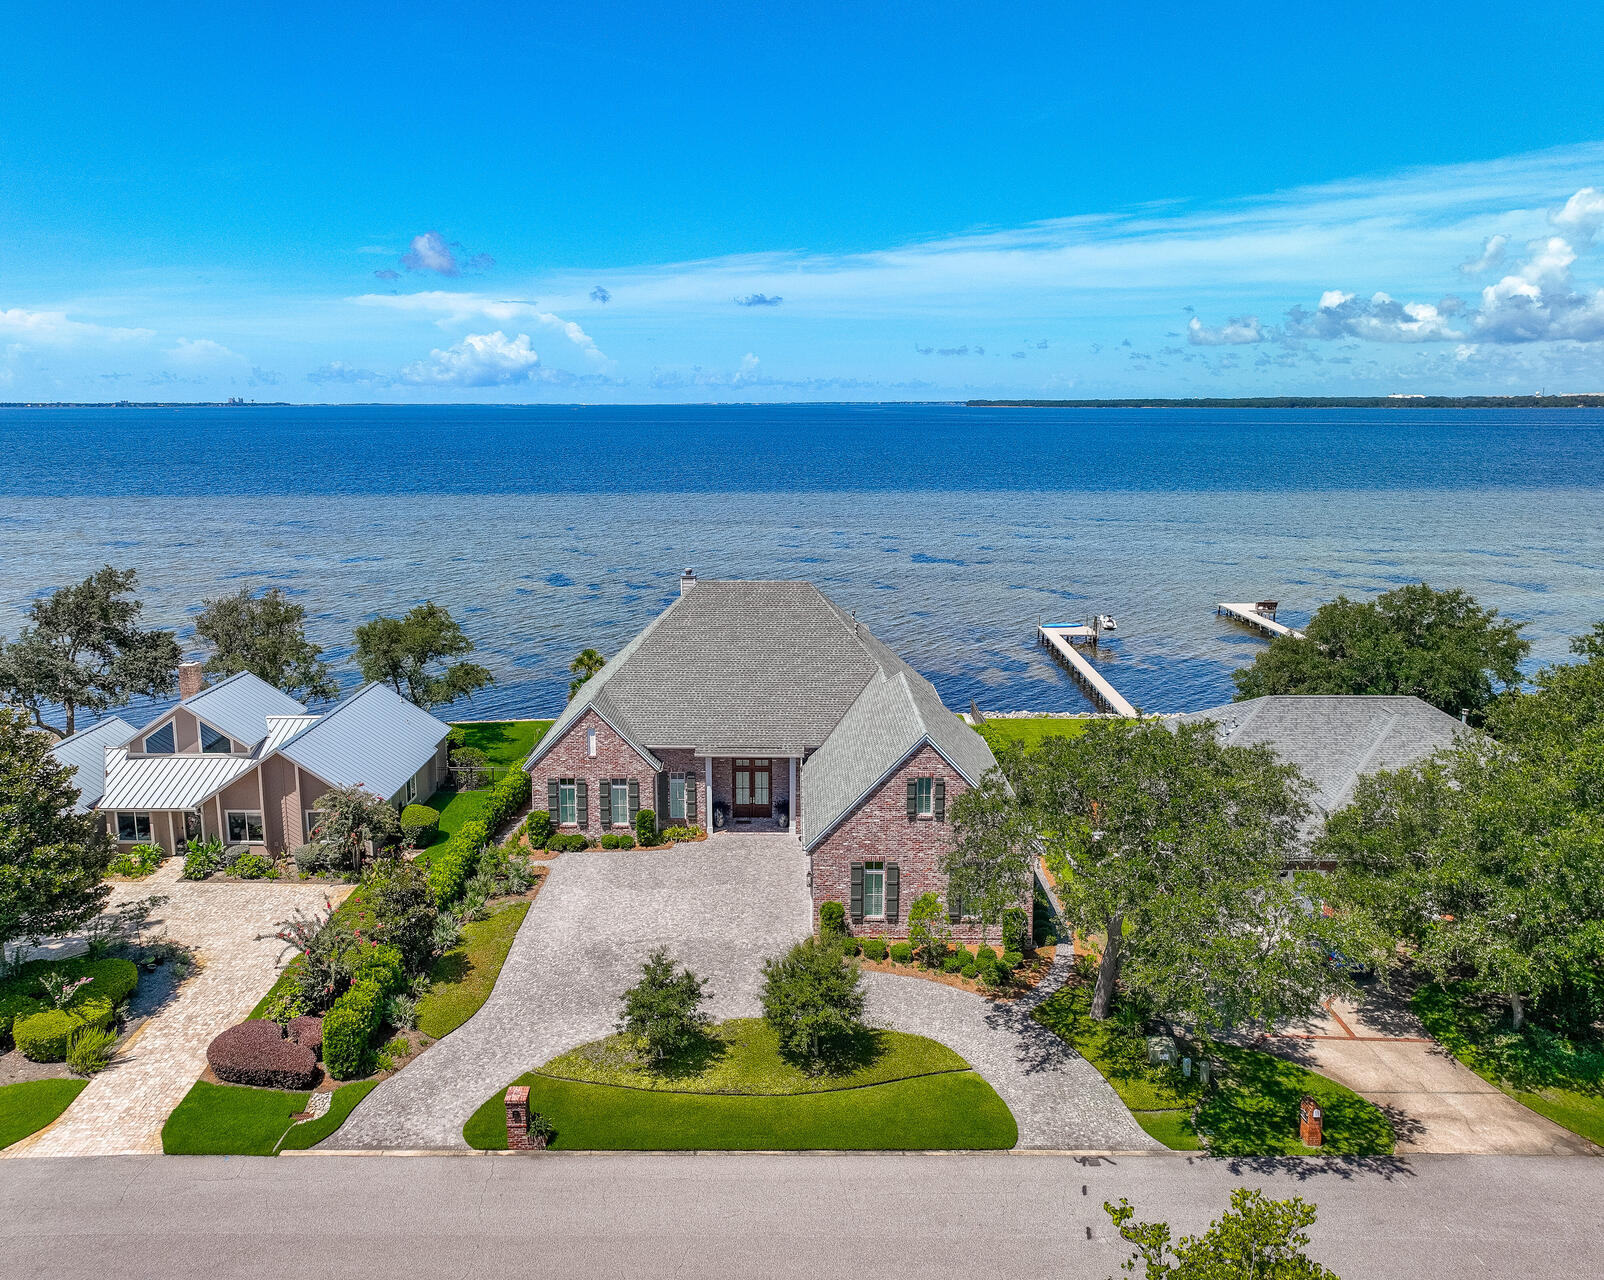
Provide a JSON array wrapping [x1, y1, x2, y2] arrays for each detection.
[[400, 804, 440, 848], [14, 999, 115, 1062], [889, 942, 913, 965], [634, 807, 658, 847], [287, 1016, 324, 1058], [427, 762, 531, 907], [322, 944, 407, 1079], [0, 990, 46, 1043], [1, 957, 138, 1049], [862, 938, 888, 962], [206, 1019, 321, 1090], [524, 809, 555, 848], [547, 833, 588, 853], [818, 901, 847, 941]]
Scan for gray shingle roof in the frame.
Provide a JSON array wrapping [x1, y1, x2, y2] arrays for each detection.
[[529, 580, 888, 765], [48, 717, 135, 812], [273, 683, 451, 802], [166, 671, 308, 747], [1170, 695, 1471, 853]]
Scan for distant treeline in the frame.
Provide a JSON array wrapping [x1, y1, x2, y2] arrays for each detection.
[[0, 401, 292, 409], [969, 396, 1604, 409]]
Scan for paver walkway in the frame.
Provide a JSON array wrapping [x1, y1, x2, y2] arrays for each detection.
[[1262, 985, 1600, 1156], [2, 861, 347, 1157], [331, 835, 1152, 1151]]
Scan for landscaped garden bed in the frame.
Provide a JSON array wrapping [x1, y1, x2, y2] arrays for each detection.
[[846, 940, 1055, 999], [1033, 981, 1395, 1156]]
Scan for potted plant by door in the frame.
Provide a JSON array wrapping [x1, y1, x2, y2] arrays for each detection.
[[712, 800, 730, 830]]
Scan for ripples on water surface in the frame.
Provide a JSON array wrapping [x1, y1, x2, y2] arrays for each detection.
[[2, 404, 1601, 723]]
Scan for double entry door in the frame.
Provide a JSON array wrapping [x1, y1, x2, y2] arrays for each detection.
[[732, 758, 771, 819]]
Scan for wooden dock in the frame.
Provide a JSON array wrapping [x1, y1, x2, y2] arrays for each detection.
[[1217, 602, 1306, 640], [1037, 624, 1138, 717]]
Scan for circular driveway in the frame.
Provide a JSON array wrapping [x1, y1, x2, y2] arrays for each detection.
[[329, 834, 1151, 1151]]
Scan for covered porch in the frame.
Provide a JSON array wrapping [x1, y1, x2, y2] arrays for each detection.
[[699, 753, 801, 837]]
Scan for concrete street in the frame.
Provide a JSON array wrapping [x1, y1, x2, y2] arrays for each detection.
[[2, 1152, 1599, 1277]]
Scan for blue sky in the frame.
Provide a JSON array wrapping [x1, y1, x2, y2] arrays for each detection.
[[5, 2, 1604, 401]]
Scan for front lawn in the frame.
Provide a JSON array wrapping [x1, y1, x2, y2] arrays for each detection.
[[466, 1020, 1016, 1150], [414, 901, 530, 1039], [419, 787, 491, 851], [453, 719, 552, 768], [1413, 982, 1604, 1147], [1034, 984, 1394, 1156], [162, 1080, 378, 1155], [466, 1071, 1016, 1151], [0, 1079, 89, 1150], [978, 716, 1097, 752]]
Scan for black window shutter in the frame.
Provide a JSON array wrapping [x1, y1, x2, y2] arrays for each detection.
[[906, 779, 918, 819], [547, 778, 559, 816], [657, 772, 670, 821], [628, 777, 640, 820], [576, 780, 588, 827], [885, 863, 900, 920], [686, 771, 698, 822], [850, 863, 864, 922], [934, 779, 946, 821], [599, 778, 612, 826], [947, 888, 963, 923]]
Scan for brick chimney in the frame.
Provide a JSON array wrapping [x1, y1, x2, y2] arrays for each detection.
[[679, 567, 697, 595], [178, 662, 206, 701]]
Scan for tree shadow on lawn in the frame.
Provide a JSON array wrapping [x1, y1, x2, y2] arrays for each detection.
[[1197, 1046, 1395, 1159], [643, 1027, 733, 1083], [427, 949, 473, 988], [778, 1025, 887, 1080]]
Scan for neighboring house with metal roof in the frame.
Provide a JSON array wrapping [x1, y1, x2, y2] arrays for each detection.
[[525, 573, 1017, 941], [54, 664, 452, 858], [1170, 694, 1471, 864]]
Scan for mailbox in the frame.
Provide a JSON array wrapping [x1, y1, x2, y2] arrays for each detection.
[[1299, 1094, 1323, 1147]]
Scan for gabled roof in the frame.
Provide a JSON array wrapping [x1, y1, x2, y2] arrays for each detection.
[[152, 671, 308, 747], [529, 580, 891, 766], [98, 747, 256, 812], [272, 683, 451, 801], [801, 641, 998, 849], [1170, 694, 1471, 852], [49, 717, 135, 812]]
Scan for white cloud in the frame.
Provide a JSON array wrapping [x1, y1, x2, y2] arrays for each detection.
[[168, 337, 244, 365], [347, 291, 606, 362], [1186, 315, 1265, 345], [1459, 233, 1508, 274], [1285, 291, 1465, 342], [1475, 235, 1604, 343], [1552, 187, 1604, 246], [0, 307, 154, 345], [398, 231, 494, 277], [398, 331, 542, 386]]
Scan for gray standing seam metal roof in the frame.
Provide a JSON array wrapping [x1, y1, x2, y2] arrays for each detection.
[[1170, 694, 1470, 852], [273, 682, 452, 802], [48, 717, 136, 812], [97, 747, 257, 812], [151, 671, 309, 747]]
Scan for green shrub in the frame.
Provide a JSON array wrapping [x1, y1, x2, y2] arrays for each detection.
[[977, 958, 1007, 988], [524, 810, 555, 849], [108, 842, 165, 878], [14, 999, 115, 1062], [906, 891, 952, 967], [941, 953, 965, 974], [292, 841, 333, 875], [66, 1024, 117, 1075], [960, 960, 979, 980], [400, 804, 441, 849], [427, 817, 489, 907], [447, 725, 467, 749], [4, 957, 139, 1021], [0, 990, 46, 1043], [1001, 906, 1029, 956], [635, 807, 658, 848], [660, 825, 704, 842], [600, 832, 636, 850], [838, 936, 859, 957], [547, 833, 588, 853], [760, 937, 868, 1067], [976, 944, 998, 963], [232, 852, 275, 879], [323, 980, 386, 1079], [350, 943, 407, 997], [1001, 950, 1024, 972], [818, 901, 847, 942], [181, 837, 223, 880], [861, 938, 888, 962], [889, 942, 913, 965]]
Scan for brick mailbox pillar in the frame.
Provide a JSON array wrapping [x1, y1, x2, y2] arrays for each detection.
[[505, 1086, 532, 1150], [1298, 1094, 1323, 1148]]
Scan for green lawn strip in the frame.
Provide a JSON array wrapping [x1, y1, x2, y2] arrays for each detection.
[[1131, 1108, 1203, 1151], [1195, 1044, 1394, 1157], [465, 1071, 1016, 1150], [540, 1020, 966, 1095], [978, 717, 1097, 752], [414, 901, 531, 1039], [419, 787, 491, 852], [1412, 983, 1604, 1146], [278, 1081, 380, 1151], [162, 1080, 310, 1155], [0, 1079, 89, 1150], [451, 719, 553, 768]]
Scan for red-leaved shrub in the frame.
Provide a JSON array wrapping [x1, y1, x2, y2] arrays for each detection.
[[286, 1015, 324, 1059], [206, 1019, 320, 1089]]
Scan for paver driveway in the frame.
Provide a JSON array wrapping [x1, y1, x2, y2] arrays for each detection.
[[331, 834, 1153, 1151], [3, 860, 347, 1157]]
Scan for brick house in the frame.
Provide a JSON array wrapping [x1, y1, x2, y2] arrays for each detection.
[[52, 665, 452, 857], [525, 574, 1022, 940]]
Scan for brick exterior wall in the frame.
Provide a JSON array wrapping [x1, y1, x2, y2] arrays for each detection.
[[808, 742, 1028, 944], [532, 709, 660, 836], [652, 748, 707, 827]]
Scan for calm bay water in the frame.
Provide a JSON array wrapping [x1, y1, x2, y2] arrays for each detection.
[[1, 404, 1601, 724]]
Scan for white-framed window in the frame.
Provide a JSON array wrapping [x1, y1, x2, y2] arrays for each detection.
[[915, 776, 934, 816], [586, 727, 597, 759], [669, 773, 687, 821], [304, 809, 328, 841], [143, 723, 175, 754], [200, 722, 233, 754], [115, 812, 151, 843], [226, 810, 265, 844], [862, 861, 886, 919], [610, 780, 630, 826], [406, 775, 418, 803], [558, 779, 578, 826]]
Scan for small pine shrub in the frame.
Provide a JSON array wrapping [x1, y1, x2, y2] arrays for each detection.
[[960, 960, 979, 980], [861, 938, 888, 962], [634, 807, 658, 848], [889, 942, 913, 965], [818, 901, 847, 942], [976, 944, 998, 963]]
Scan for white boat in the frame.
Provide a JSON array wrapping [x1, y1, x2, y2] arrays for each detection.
[[1096, 614, 1118, 632]]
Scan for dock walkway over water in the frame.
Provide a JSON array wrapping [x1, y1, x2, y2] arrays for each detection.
[[1036, 624, 1138, 718], [1217, 602, 1306, 640]]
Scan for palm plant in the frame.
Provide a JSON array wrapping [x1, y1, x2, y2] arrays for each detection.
[[568, 648, 605, 700]]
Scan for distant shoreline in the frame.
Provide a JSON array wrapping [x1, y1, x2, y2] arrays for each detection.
[[969, 396, 1604, 409]]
